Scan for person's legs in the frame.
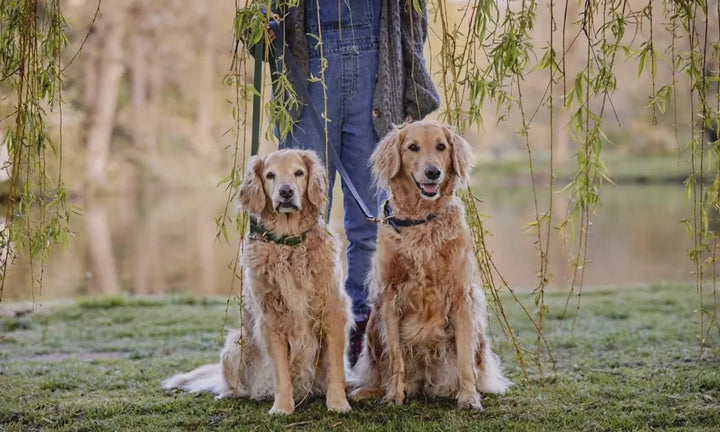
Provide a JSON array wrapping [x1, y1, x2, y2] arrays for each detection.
[[340, 45, 382, 322], [339, 42, 384, 366]]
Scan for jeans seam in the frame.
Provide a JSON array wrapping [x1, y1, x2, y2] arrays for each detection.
[[343, 51, 359, 101]]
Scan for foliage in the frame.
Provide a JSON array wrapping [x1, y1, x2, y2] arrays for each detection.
[[428, 0, 720, 373], [0, 0, 72, 302]]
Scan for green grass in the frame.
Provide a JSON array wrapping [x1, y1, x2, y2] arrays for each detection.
[[473, 153, 692, 186], [1, 285, 719, 431]]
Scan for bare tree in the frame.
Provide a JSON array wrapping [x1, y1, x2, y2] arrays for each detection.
[[84, 2, 132, 188]]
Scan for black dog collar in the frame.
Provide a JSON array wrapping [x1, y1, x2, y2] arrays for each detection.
[[378, 200, 437, 233], [248, 217, 310, 247]]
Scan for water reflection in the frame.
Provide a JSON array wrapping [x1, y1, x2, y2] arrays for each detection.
[[479, 183, 693, 289], [2, 182, 695, 302], [3, 185, 238, 301]]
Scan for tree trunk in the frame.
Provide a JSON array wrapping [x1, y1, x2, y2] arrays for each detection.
[[81, 28, 100, 117], [130, 28, 149, 156], [84, 6, 129, 187], [192, 9, 215, 158]]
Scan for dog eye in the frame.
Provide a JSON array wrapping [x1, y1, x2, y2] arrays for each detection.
[[436, 143, 446, 151], [294, 170, 304, 177], [408, 143, 419, 152], [265, 172, 275, 180]]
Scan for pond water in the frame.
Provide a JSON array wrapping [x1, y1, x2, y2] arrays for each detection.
[[2, 181, 695, 302]]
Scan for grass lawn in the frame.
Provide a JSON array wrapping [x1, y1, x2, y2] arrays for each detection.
[[1, 285, 719, 431]]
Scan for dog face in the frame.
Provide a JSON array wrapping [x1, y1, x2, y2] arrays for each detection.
[[399, 123, 453, 200], [238, 149, 327, 216], [263, 151, 310, 213], [372, 121, 472, 200]]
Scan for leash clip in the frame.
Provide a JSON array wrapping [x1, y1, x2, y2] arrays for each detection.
[[366, 215, 391, 226], [368, 200, 394, 227]]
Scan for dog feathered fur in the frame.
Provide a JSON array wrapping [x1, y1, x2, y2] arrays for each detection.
[[349, 120, 511, 409], [163, 149, 352, 415]]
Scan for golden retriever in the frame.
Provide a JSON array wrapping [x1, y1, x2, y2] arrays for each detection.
[[349, 120, 511, 409], [163, 149, 352, 415]]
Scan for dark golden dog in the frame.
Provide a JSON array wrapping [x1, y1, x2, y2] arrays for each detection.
[[349, 121, 510, 409]]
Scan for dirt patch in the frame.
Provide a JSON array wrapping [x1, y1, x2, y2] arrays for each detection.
[[0, 299, 74, 318], [11, 351, 130, 362]]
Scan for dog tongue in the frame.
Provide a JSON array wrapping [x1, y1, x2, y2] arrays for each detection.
[[421, 183, 438, 194]]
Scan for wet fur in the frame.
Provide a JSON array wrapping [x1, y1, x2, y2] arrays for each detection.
[[349, 121, 511, 409], [163, 149, 352, 415]]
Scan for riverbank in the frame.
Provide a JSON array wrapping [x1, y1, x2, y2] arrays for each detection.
[[473, 153, 693, 187]]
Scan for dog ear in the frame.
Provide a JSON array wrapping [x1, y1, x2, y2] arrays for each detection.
[[300, 150, 327, 210], [371, 124, 405, 186], [445, 127, 473, 186], [238, 155, 266, 214]]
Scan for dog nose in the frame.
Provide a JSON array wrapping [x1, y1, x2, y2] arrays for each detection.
[[279, 185, 294, 199], [425, 166, 441, 180]]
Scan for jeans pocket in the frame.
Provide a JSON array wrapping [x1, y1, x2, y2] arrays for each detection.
[[341, 48, 360, 100]]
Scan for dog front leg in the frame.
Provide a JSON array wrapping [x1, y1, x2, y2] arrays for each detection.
[[453, 299, 483, 410], [381, 290, 405, 405], [323, 295, 351, 413], [264, 326, 294, 415]]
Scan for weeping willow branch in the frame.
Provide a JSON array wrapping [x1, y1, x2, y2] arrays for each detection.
[[0, 0, 70, 303], [433, 0, 557, 379], [220, 0, 305, 343], [673, 0, 720, 354], [429, 0, 720, 374]]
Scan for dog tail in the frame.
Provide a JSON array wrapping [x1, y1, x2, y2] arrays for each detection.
[[162, 363, 232, 397], [163, 330, 247, 399], [477, 349, 512, 394]]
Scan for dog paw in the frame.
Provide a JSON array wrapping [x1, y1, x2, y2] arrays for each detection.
[[268, 402, 294, 415], [326, 396, 352, 413], [457, 392, 483, 410], [383, 389, 405, 406], [214, 391, 232, 400]]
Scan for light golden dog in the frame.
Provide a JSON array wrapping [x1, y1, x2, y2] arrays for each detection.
[[163, 149, 352, 415], [349, 120, 511, 409]]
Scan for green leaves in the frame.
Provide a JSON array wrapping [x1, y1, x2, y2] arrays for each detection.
[[647, 84, 672, 115], [233, 1, 269, 47], [0, 0, 69, 298]]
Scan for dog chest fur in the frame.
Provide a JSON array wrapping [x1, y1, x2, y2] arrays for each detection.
[[370, 201, 478, 353], [243, 226, 341, 334]]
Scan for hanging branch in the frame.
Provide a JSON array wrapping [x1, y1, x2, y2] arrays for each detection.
[[433, 0, 557, 380], [708, 0, 720, 345], [0, 0, 70, 303]]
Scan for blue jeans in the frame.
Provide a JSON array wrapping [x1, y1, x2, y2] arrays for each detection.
[[279, 1, 383, 321]]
